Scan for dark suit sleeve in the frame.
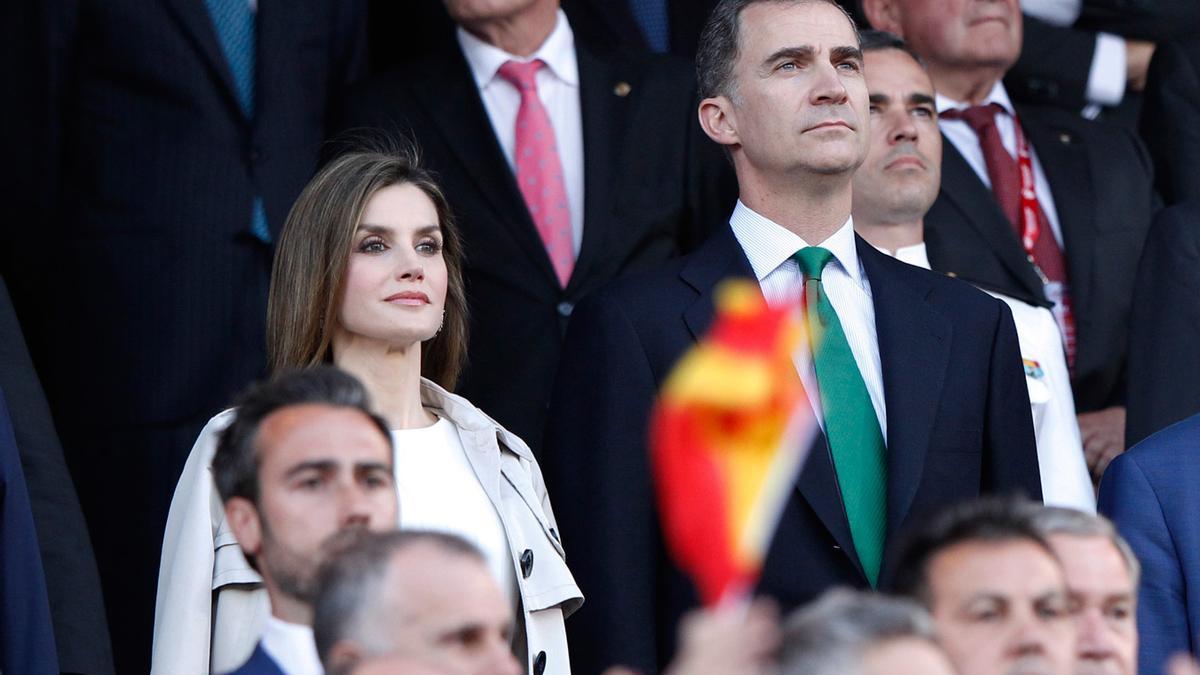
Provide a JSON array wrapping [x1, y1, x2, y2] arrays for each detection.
[[983, 300, 1044, 500], [1126, 205, 1200, 446], [542, 293, 664, 674], [0, 278, 113, 675], [1077, 0, 1200, 41], [327, 0, 368, 110], [1005, 14, 1097, 111], [1098, 453, 1189, 675], [0, 388, 59, 675], [1140, 41, 1200, 207]]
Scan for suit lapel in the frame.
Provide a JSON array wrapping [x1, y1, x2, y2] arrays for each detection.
[[858, 240, 951, 541], [1019, 113, 1098, 328], [410, 49, 561, 287], [679, 227, 863, 576], [935, 138, 1046, 299], [163, 0, 246, 122], [569, 46, 633, 295]]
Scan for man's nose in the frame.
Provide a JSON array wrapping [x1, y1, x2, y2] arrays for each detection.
[[1076, 608, 1117, 660]]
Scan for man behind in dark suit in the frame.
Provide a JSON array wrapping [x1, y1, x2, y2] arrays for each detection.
[[5, 1, 367, 670], [336, 0, 735, 453], [1100, 413, 1200, 675], [542, 1, 1040, 672], [863, 0, 1155, 479], [213, 368, 399, 675]]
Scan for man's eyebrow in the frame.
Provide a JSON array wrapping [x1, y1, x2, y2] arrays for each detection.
[[761, 45, 815, 68], [869, 93, 891, 105], [831, 45, 864, 63], [284, 460, 336, 478], [909, 93, 936, 106]]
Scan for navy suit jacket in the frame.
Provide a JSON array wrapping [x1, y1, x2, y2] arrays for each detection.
[[1099, 414, 1200, 674], [543, 225, 1042, 673], [225, 643, 286, 675], [0, 386, 59, 675]]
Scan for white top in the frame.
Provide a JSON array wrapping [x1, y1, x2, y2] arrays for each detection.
[[457, 10, 585, 255], [260, 616, 321, 675], [1020, 0, 1126, 108], [729, 201, 887, 439], [393, 417, 517, 603], [936, 82, 1066, 249], [892, 243, 1095, 511]]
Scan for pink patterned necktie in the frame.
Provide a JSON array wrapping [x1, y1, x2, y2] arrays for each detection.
[[497, 59, 575, 287]]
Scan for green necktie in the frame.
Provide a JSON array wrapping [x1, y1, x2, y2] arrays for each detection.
[[794, 246, 887, 586]]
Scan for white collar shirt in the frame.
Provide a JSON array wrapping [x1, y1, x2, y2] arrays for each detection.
[[728, 201, 887, 439], [457, 11, 585, 255], [259, 616, 321, 675], [936, 81, 1065, 248]]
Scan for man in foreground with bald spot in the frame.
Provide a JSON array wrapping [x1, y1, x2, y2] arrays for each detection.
[[544, 0, 1040, 671]]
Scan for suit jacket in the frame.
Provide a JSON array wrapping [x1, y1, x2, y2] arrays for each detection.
[[1125, 202, 1200, 446], [1099, 413, 1200, 675], [0, 278, 111, 674], [542, 225, 1042, 674], [560, 0, 718, 60], [224, 643, 285, 675], [1140, 39, 1200, 207], [336, 37, 735, 451], [925, 102, 1155, 413], [0, 387, 59, 675], [15, 0, 366, 430]]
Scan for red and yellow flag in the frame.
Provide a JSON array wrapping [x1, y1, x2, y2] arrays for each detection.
[[650, 280, 815, 606]]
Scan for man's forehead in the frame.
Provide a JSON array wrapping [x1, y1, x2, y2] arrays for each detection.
[[256, 404, 388, 463], [738, 1, 859, 54], [865, 48, 933, 95]]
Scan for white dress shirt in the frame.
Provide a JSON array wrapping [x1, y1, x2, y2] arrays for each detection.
[[457, 10, 585, 254], [1021, 0, 1127, 109], [937, 82, 1066, 249], [729, 201, 887, 439], [260, 616, 321, 675], [393, 417, 517, 604], [891, 243, 1095, 511]]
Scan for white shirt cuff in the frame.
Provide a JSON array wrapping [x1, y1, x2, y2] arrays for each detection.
[[1086, 33, 1127, 106]]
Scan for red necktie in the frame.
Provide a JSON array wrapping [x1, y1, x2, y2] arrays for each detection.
[[942, 104, 1076, 367], [497, 59, 575, 287]]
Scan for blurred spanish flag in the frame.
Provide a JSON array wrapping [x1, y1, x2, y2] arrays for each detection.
[[650, 280, 816, 606]]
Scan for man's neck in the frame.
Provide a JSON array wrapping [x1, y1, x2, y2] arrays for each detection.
[[460, 3, 558, 57], [853, 216, 924, 255], [268, 591, 312, 627], [927, 65, 1004, 105], [738, 172, 854, 245]]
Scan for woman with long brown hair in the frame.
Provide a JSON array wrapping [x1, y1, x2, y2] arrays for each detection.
[[153, 143, 581, 674]]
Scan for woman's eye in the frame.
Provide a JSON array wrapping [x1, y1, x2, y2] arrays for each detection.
[[416, 239, 443, 255], [358, 237, 387, 253]]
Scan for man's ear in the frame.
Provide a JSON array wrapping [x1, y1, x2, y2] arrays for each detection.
[[328, 640, 365, 675], [226, 496, 264, 559], [861, 0, 903, 35], [698, 96, 740, 149]]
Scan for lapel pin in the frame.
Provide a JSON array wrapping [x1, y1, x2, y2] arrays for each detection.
[[1058, 133, 1072, 145], [945, 271, 958, 278], [614, 81, 632, 97]]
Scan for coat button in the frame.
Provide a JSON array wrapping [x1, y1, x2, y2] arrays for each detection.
[[533, 651, 547, 675], [520, 549, 534, 578], [556, 301, 574, 317]]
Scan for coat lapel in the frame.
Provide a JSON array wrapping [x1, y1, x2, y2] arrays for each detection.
[[410, 49, 561, 288], [1019, 113, 1097, 329], [858, 240, 951, 543], [933, 138, 1046, 300], [567, 46, 634, 296], [163, 0, 246, 122], [679, 227, 862, 575]]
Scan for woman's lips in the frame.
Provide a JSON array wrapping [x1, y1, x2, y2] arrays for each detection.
[[385, 291, 430, 306]]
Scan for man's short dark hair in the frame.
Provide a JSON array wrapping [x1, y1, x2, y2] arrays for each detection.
[[859, 29, 926, 68], [891, 496, 1055, 605], [312, 530, 486, 675], [211, 366, 392, 505], [696, 0, 863, 100]]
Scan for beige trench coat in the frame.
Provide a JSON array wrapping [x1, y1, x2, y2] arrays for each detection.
[[152, 378, 582, 674]]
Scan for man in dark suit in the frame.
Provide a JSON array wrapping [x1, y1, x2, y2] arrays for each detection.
[[5, 2, 367, 670], [542, 1, 1040, 672], [864, 0, 1156, 478], [1125, 202, 1200, 446], [0, 277, 112, 675], [560, 0, 718, 59], [337, 0, 735, 451], [1100, 413, 1200, 675]]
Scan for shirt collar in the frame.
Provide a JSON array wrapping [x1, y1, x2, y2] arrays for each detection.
[[456, 9, 579, 89], [261, 616, 322, 675], [936, 80, 1015, 117], [728, 200, 861, 284], [884, 241, 932, 270]]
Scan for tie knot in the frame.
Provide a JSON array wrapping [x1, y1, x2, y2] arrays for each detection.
[[793, 246, 834, 281], [941, 102, 1006, 136], [497, 59, 545, 92]]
